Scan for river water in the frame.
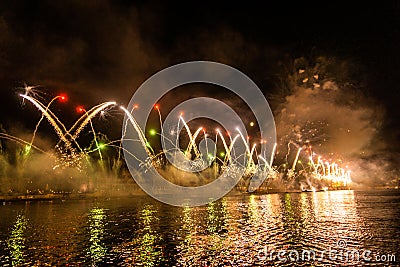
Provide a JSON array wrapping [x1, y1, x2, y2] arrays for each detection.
[[0, 190, 399, 266]]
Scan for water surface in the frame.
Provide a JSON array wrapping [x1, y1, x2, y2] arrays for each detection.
[[0, 190, 399, 266]]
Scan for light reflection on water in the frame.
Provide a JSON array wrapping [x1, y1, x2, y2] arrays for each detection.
[[0, 190, 398, 266], [7, 213, 27, 266], [112, 203, 164, 266], [88, 207, 107, 265]]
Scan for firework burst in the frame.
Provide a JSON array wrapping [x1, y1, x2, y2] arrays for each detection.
[[0, 94, 352, 193]]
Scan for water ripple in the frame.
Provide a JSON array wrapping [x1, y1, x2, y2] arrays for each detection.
[[0, 190, 398, 266]]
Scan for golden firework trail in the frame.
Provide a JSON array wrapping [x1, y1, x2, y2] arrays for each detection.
[[20, 94, 72, 150], [120, 106, 153, 158]]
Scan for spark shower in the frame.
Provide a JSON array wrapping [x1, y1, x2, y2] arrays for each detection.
[[0, 87, 351, 202]]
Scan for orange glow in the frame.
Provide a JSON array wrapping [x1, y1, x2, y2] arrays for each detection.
[[154, 104, 160, 109]]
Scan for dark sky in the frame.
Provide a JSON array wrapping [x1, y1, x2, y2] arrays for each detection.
[[0, 1, 399, 152]]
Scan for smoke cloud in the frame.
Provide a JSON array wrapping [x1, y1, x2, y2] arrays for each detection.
[[273, 56, 394, 187]]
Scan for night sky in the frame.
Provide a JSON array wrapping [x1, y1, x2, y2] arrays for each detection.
[[0, 1, 399, 160]]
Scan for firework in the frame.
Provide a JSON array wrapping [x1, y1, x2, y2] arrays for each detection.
[[1, 94, 352, 194], [120, 104, 352, 191], [0, 133, 47, 154], [29, 95, 67, 152], [120, 106, 153, 158], [69, 102, 116, 141], [20, 94, 72, 149], [76, 106, 103, 160], [292, 147, 302, 172]]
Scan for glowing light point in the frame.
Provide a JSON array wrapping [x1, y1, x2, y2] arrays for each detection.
[[149, 129, 157, 136], [58, 94, 68, 102], [249, 121, 255, 127], [24, 145, 31, 155], [97, 143, 106, 150], [76, 106, 85, 113], [220, 151, 225, 157], [154, 104, 160, 110]]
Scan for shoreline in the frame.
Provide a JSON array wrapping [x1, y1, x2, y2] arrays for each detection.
[[0, 191, 147, 203], [1, 187, 398, 204]]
